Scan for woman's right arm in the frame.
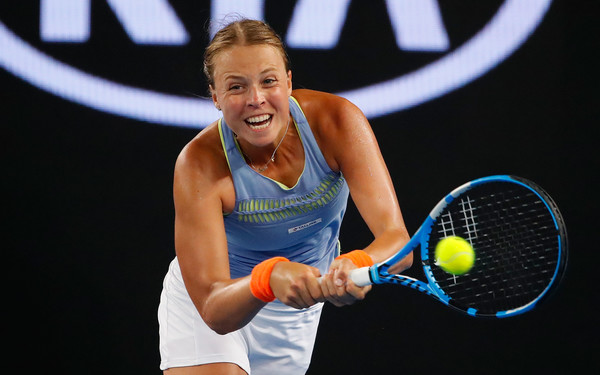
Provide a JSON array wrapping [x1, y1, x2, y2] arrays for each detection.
[[172, 130, 265, 335]]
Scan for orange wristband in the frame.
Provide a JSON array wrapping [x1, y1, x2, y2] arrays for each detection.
[[250, 257, 290, 303], [335, 250, 374, 268]]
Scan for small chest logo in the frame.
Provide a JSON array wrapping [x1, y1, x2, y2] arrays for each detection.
[[288, 218, 323, 234]]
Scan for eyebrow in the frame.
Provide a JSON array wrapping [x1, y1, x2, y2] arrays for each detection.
[[222, 67, 280, 81]]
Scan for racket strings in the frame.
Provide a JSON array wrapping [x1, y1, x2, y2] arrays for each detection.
[[427, 184, 561, 315], [459, 195, 478, 243]]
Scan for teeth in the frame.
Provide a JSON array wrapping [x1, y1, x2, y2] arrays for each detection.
[[245, 114, 272, 130], [250, 122, 269, 130], [246, 114, 271, 124]]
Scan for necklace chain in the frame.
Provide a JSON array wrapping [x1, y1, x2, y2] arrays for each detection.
[[242, 116, 291, 173]]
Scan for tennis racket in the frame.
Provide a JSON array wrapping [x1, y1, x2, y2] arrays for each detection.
[[350, 175, 568, 318]]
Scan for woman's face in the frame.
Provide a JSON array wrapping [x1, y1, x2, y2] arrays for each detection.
[[211, 44, 292, 149]]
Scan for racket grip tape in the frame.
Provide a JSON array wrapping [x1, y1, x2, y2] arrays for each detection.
[[316, 266, 372, 286], [350, 267, 373, 287]]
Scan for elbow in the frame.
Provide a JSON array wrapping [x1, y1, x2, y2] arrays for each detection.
[[203, 318, 234, 336], [193, 279, 261, 335], [388, 248, 413, 274], [201, 303, 253, 335], [201, 310, 238, 335], [210, 324, 235, 336], [404, 251, 414, 270]]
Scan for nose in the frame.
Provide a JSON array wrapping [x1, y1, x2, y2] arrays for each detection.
[[247, 85, 266, 107]]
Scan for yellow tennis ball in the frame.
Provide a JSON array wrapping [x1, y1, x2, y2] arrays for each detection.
[[434, 236, 475, 275]]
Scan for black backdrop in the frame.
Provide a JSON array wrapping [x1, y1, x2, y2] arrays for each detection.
[[3, 1, 597, 374]]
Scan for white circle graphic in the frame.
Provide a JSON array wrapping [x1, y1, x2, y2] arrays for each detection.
[[0, 0, 552, 128]]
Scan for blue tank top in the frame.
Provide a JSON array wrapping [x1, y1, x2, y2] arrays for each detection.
[[219, 96, 350, 280]]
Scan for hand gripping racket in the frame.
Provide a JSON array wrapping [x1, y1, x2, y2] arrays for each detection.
[[351, 175, 568, 318]]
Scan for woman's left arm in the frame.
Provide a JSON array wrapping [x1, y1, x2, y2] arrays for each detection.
[[299, 90, 412, 306]]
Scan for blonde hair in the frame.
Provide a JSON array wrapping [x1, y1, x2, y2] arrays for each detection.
[[203, 19, 291, 88]]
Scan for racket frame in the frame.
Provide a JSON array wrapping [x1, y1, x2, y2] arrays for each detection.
[[351, 175, 567, 318]]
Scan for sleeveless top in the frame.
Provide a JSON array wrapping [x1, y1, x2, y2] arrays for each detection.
[[219, 96, 350, 281]]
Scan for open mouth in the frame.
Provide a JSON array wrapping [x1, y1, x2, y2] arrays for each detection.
[[245, 114, 272, 130]]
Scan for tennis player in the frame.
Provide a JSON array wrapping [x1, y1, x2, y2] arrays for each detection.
[[158, 19, 412, 374]]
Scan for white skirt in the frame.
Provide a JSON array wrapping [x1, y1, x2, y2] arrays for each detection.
[[158, 258, 324, 374]]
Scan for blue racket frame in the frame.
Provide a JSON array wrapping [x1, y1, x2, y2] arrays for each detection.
[[364, 175, 566, 318]]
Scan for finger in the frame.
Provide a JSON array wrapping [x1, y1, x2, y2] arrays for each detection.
[[277, 292, 303, 309], [307, 269, 326, 303], [309, 280, 327, 303], [331, 264, 347, 287], [295, 285, 316, 308], [330, 270, 371, 305], [289, 276, 321, 308], [319, 273, 345, 307], [345, 282, 372, 301], [333, 268, 351, 295], [319, 267, 353, 306]]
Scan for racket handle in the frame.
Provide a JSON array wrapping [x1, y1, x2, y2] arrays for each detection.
[[350, 267, 373, 287], [316, 267, 373, 286]]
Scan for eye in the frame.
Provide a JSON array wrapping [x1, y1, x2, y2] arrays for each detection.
[[263, 78, 277, 85], [228, 84, 242, 91]]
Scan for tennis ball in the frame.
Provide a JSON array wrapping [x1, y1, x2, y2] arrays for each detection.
[[434, 236, 475, 275]]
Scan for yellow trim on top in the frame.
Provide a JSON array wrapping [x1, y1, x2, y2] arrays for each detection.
[[289, 96, 306, 118], [217, 118, 233, 172], [217, 119, 233, 217]]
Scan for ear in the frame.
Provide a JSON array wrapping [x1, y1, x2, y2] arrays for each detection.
[[286, 70, 292, 96], [210, 85, 220, 110]]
